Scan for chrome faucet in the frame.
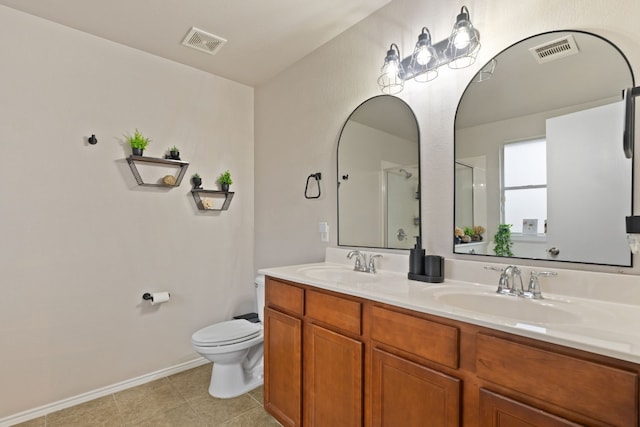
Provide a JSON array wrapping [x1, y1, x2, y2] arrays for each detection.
[[503, 265, 524, 297], [347, 250, 367, 272], [368, 255, 383, 273], [347, 251, 382, 273], [523, 271, 558, 299], [485, 265, 523, 296], [486, 265, 557, 299]]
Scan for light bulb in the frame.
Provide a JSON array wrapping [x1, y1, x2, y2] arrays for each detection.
[[453, 29, 471, 49], [415, 47, 432, 66], [382, 60, 399, 79]]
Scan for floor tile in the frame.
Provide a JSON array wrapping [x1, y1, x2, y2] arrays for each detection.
[[114, 378, 185, 425], [188, 394, 258, 426], [10, 417, 45, 427], [167, 363, 212, 401], [247, 386, 264, 405], [46, 395, 123, 426], [218, 406, 281, 427], [127, 402, 205, 427]]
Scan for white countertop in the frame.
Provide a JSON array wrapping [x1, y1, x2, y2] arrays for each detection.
[[259, 249, 640, 364]]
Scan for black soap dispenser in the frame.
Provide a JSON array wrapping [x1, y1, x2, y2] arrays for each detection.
[[408, 236, 425, 277]]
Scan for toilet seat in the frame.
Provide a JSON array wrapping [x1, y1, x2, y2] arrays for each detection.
[[192, 319, 262, 347]]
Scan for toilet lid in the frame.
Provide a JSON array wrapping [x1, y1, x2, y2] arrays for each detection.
[[192, 319, 262, 346]]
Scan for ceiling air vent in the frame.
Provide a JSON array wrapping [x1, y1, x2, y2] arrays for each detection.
[[529, 34, 579, 64], [181, 27, 227, 56]]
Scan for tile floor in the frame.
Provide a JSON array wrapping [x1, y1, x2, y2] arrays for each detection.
[[12, 363, 281, 427]]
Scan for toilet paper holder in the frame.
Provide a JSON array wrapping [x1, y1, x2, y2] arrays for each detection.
[[142, 292, 170, 302]]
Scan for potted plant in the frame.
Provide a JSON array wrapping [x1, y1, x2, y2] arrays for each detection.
[[192, 173, 202, 189], [493, 223, 514, 257], [126, 129, 150, 156], [168, 145, 180, 160], [218, 170, 233, 192]]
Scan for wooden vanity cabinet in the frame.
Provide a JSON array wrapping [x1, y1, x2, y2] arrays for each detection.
[[264, 276, 640, 427], [479, 389, 582, 427], [264, 279, 304, 427], [370, 306, 462, 427], [304, 289, 364, 427]]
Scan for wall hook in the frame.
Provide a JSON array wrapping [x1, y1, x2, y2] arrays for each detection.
[[88, 134, 98, 145]]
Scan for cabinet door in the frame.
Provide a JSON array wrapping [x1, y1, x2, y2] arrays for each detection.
[[371, 348, 460, 427], [479, 389, 582, 427], [264, 307, 302, 427], [305, 323, 364, 427]]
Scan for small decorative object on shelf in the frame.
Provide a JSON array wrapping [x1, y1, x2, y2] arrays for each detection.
[[217, 169, 233, 192], [126, 128, 150, 156], [126, 155, 190, 187], [166, 145, 180, 160], [162, 175, 177, 186], [192, 173, 202, 189], [191, 189, 234, 211]]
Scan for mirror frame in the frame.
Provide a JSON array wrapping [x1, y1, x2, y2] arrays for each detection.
[[337, 95, 421, 250], [453, 30, 635, 266]]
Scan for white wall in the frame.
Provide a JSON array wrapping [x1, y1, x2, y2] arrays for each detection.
[[255, 0, 640, 274], [0, 6, 255, 418]]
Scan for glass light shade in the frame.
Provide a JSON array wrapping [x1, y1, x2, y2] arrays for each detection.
[[378, 44, 404, 94], [472, 58, 497, 82], [447, 7, 480, 69], [410, 28, 439, 83], [415, 46, 434, 66]]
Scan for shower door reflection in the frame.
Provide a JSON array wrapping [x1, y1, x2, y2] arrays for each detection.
[[385, 165, 419, 249]]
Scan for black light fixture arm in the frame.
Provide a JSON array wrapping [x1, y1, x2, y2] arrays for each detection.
[[624, 86, 640, 158]]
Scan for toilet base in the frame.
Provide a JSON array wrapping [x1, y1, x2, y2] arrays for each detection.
[[209, 360, 264, 399]]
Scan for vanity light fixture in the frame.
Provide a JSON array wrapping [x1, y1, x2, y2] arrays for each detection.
[[377, 43, 404, 94], [377, 5, 480, 94]]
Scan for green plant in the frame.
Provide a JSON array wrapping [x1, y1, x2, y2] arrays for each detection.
[[463, 226, 474, 236], [126, 129, 150, 150], [217, 170, 233, 185], [493, 223, 514, 257], [192, 173, 200, 179], [169, 145, 179, 152]]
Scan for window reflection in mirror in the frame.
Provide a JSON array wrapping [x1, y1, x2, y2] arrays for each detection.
[[338, 95, 420, 250], [454, 31, 633, 266]]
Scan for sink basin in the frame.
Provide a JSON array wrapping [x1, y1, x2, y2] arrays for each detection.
[[435, 292, 581, 324], [297, 265, 381, 284]]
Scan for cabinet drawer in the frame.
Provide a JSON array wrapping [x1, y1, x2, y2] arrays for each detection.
[[306, 290, 361, 335], [266, 277, 304, 316], [479, 388, 581, 427], [476, 333, 638, 427], [371, 306, 459, 369]]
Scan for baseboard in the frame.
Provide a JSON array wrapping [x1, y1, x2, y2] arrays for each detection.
[[0, 357, 209, 427]]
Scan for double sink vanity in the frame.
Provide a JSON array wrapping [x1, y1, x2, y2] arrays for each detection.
[[259, 248, 640, 427], [275, 25, 640, 426]]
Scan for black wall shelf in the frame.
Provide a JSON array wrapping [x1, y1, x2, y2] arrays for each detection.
[[191, 189, 234, 211], [126, 155, 189, 187]]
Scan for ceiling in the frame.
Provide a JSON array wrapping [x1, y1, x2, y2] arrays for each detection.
[[0, 0, 391, 86], [456, 31, 632, 128]]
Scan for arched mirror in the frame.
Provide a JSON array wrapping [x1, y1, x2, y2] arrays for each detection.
[[338, 95, 420, 249], [454, 30, 634, 266]]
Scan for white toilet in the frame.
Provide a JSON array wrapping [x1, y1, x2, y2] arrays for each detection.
[[191, 275, 265, 398]]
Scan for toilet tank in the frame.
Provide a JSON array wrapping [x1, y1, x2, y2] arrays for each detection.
[[255, 275, 265, 322]]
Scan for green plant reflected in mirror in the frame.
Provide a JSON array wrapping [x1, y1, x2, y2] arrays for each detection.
[[454, 30, 633, 266]]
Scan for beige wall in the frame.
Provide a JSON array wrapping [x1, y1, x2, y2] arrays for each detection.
[[255, 0, 640, 274], [4, 0, 640, 420], [0, 6, 255, 418]]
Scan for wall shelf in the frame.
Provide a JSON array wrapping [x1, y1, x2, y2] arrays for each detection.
[[126, 155, 189, 187], [191, 189, 235, 211]]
